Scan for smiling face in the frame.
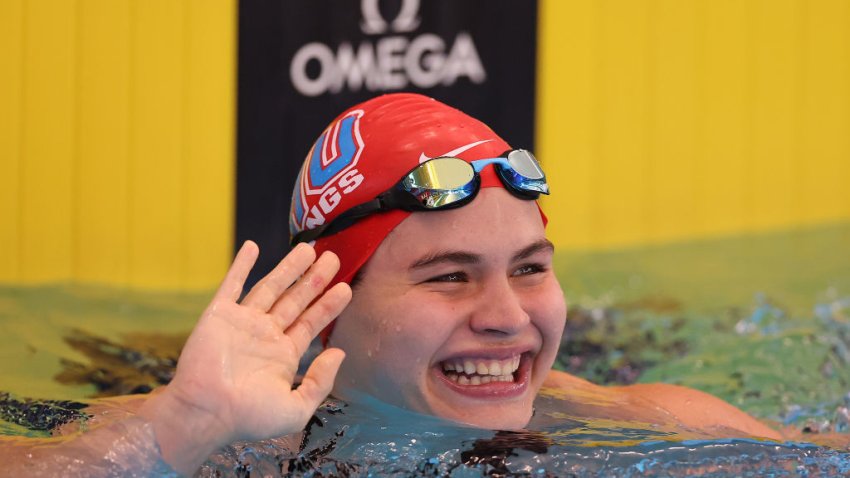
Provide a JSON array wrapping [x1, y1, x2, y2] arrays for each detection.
[[328, 188, 566, 429]]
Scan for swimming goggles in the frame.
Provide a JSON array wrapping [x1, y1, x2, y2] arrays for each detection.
[[291, 149, 549, 245]]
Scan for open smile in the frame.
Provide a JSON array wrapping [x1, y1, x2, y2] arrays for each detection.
[[433, 353, 532, 398], [442, 355, 520, 384]]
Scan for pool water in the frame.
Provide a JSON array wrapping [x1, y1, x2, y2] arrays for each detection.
[[1, 222, 849, 476], [197, 393, 850, 476]]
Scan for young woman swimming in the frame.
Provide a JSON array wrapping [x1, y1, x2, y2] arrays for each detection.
[[3, 93, 784, 476]]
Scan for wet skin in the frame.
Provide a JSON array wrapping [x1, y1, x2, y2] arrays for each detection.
[[329, 188, 567, 430], [328, 187, 783, 440]]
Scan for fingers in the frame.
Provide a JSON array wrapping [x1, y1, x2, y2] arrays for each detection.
[[292, 348, 345, 413], [214, 241, 260, 301], [284, 282, 352, 358], [269, 251, 341, 327], [241, 243, 316, 311]]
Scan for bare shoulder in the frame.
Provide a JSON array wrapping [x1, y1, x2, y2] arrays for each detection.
[[541, 372, 781, 439], [614, 382, 781, 440], [543, 369, 597, 389]]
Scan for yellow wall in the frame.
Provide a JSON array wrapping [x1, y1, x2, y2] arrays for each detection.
[[539, 0, 850, 250], [0, 0, 235, 290], [2, 0, 849, 289]]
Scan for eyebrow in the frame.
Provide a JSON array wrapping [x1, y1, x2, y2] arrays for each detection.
[[409, 251, 481, 271], [512, 239, 555, 262], [408, 239, 555, 271]]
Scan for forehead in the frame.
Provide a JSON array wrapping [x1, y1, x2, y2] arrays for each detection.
[[368, 188, 547, 269]]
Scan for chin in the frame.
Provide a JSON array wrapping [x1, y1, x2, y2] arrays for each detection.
[[471, 413, 531, 431], [432, 402, 534, 431]]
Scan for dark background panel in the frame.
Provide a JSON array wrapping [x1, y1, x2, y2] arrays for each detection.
[[237, 0, 538, 286]]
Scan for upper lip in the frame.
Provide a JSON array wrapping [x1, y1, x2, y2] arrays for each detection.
[[436, 344, 536, 363]]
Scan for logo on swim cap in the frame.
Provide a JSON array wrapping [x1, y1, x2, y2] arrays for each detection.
[[290, 110, 366, 237], [417, 139, 493, 164]]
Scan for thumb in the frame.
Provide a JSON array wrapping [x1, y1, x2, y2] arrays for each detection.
[[292, 348, 345, 414]]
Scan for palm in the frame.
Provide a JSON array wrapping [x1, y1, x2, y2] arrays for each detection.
[[165, 242, 349, 443]]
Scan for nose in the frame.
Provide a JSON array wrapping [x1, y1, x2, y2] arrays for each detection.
[[468, 278, 530, 336]]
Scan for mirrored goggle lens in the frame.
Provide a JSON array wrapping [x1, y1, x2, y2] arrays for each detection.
[[402, 157, 476, 209], [506, 150, 545, 180], [501, 167, 549, 195]]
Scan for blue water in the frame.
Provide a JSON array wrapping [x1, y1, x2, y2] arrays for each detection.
[[196, 393, 850, 477]]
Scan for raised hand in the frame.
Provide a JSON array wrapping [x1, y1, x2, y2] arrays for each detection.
[[139, 241, 350, 474]]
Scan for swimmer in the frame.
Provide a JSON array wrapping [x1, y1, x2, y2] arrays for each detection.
[[3, 93, 789, 476], [286, 93, 783, 437]]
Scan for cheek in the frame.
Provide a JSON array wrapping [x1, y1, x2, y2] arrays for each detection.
[[331, 299, 387, 370], [355, 314, 450, 408], [373, 316, 444, 367], [529, 282, 567, 339], [334, 294, 449, 380]]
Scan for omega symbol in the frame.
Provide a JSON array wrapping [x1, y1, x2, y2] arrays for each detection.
[[360, 0, 420, 35]]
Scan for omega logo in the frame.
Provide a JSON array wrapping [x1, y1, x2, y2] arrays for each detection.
[[289, 0, 487, 97], [360, 0, 421, 35]]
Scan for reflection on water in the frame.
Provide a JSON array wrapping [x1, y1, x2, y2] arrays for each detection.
[[55, 328, 181, 397], [1, 222, 849, 475]]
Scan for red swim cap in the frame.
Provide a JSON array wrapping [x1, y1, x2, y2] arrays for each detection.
[[288, 93, 543, 342]]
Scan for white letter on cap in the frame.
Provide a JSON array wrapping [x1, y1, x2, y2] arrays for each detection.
[[319, 186, 342, 214]]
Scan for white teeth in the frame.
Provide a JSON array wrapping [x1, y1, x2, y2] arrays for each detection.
[[441, 355, 522, 385], [490, 360, 502, 376]]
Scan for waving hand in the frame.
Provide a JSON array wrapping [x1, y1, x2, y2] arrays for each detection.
[[139, 241, 350, 474]]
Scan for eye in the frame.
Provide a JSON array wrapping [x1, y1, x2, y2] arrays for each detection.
[[512, 263, 546, 277], [425, 271, 468, 283]]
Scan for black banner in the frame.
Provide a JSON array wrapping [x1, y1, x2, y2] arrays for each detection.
[[237, 0, 538, 284]]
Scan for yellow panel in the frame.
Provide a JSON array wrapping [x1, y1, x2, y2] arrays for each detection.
[[0, 0, 23, 282], [692, 0, 753, 237], [800, 0, 850, 224], [646, 0, 698, 243], [75, 0, 131, 286], [182, 0, 235, 289], [19, 0, 75, 282], [594, 0, 650, 247], [750, 0, 800, 230], [539, 0, 850, 251], [2, 0, 236, 290], [129, 0, 185, 289], [537, 0, 597, 249]]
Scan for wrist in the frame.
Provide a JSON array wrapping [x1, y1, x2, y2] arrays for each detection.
[[138, 385, 233, 475]]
